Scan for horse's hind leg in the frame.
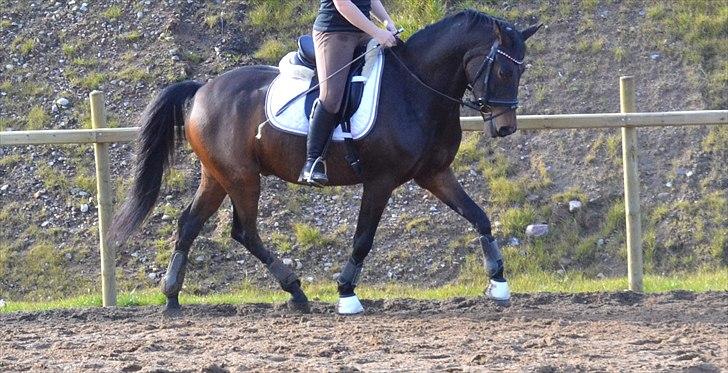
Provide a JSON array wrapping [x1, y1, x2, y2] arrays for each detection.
[[228, 173, 310, 313], [415, 169, 510, 303], [161, 167, 226, 314]]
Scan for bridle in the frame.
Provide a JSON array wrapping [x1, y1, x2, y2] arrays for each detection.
[[465, 39, 523, 137], [389, 39, 524, 137]]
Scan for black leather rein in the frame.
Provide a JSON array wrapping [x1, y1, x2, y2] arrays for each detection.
[[389, 40, 524, 137]]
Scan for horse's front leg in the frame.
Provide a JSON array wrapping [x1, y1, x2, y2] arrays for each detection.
[[415, 169, 510, 303], [336, 179, 396, 314]]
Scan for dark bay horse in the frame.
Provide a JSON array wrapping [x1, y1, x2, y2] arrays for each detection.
[[110, 10, 541, 314]]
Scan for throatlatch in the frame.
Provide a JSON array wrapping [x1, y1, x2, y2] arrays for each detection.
[[479, 235, 505, 281], [337, 258, 363, 296]]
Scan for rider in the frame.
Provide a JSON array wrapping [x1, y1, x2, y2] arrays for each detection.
[[298, 0, 398, 186]]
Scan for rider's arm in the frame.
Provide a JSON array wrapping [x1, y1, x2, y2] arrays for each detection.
[[370, 0, 396, 32], [333, 0, 396, 46]]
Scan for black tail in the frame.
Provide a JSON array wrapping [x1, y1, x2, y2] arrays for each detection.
[[109, 80, 203, 245]]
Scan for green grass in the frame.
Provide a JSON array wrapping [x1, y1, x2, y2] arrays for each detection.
[[254, 38, 289, 64], [2, 269, 725, 314], [119, 30, 142, 42], [102, 5, 122, 21], [26, 105, 50, 130], [293, 222, 331, 250]]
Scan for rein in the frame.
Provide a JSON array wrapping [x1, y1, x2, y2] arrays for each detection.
[[388, 40, 523, 137]]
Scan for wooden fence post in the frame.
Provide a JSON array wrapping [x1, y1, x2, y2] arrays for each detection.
[[620, 76, 644, 292], [90, 91, 117, 306]]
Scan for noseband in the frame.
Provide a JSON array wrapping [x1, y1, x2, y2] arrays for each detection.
[[389, 39, 524, 137]]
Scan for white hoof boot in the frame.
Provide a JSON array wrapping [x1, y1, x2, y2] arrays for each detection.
[[337, 295, 364, 315], [486, 279, 511, 302]]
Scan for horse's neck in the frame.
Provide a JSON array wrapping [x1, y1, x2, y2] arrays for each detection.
[[399, 33, 470, 103]]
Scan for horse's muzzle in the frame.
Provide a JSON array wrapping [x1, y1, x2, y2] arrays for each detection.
[[497, 126, 517, 137]]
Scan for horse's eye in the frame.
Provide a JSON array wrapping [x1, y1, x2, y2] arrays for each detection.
[[499, 65, 513, 78]]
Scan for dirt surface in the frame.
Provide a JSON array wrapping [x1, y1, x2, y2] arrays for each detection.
[[1, 292, 726, 372]]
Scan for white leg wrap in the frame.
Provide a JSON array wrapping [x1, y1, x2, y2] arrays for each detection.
[[337, 295, 364, 315], [485, 279, 511, 301]]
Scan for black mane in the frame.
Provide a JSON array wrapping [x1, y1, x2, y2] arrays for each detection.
[[406, 9, 519, 51], [407, 10, 511, 42]]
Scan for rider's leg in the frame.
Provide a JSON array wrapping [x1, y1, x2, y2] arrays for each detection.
[[298, 31, 365, 186]]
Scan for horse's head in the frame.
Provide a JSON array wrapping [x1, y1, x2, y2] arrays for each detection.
[[465, 20, 542, 138]]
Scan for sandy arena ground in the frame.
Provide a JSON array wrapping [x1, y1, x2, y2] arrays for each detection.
[[1, 292, 726, 372]]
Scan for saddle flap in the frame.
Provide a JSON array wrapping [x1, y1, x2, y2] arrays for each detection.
[[297, 35, 316, 68], [266, 39, 384, 142]]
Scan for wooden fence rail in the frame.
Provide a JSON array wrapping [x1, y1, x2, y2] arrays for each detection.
[[1, 79, 727, 306]]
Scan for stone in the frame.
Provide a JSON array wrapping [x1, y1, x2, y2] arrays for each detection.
[[195, 255, 205, 262], [596, 272, 605, 279], [161, 214, 171, 221], [508, 237, 521, 246], [597, 238, 605, 246], [56, 97, 70, 107], [568, 200, 582, 212], [305, 276, 314, 283], [295, 260, 303, 269], [282, 258, 293, 266], [332, 272, 340, 281], [0, 184, 8, 192], [526, 224, 549, 237], [650, 53, 661, 61], [33, 189, 46, 198], [41, 221, 50, 227], [657, 192, 670, 201], [80, 203, 89, 213], [147, 272, 157, 280], [0, 299, 5, 308]]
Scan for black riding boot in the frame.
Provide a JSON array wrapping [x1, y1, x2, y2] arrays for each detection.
[[298, 100, 339, 186]]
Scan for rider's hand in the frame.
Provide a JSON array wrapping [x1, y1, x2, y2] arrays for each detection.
[[374, 28, 397, 48], [385, 21, 398, 34]]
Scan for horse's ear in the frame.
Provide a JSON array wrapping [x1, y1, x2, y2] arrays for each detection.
[[521, 23, 543, 41]]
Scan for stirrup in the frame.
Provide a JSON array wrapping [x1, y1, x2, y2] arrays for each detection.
[[299, 157, 328, 187]]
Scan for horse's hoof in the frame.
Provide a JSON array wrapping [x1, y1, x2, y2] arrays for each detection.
[[337, 295, 364, 315], [162, 296, 182, 317], [287, 299, 311, 314], [485, 279, 511, 306], [162, 305, 183, 318]]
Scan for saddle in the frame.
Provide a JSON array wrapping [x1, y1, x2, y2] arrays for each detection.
[[290, 35, 368, 125]]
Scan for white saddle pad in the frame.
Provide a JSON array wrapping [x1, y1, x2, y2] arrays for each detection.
[[264, 39, 384, 141]]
